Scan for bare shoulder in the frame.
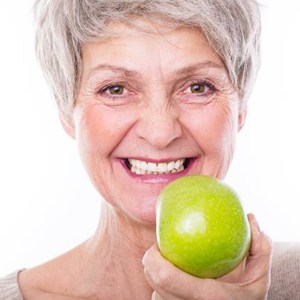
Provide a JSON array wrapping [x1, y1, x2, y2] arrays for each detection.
[[268, 242, 300, 300]]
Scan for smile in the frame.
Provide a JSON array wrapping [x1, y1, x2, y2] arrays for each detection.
[[124, 158, 191, 175]]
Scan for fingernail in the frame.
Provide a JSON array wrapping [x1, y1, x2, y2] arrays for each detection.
[[251, 214, 261, 233], [142, 244, 156, 266], [142, 252, 147, 266], [142, 249, 150, 266]]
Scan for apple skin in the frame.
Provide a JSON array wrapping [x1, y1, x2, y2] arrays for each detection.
[[156, 175, 250, 278]]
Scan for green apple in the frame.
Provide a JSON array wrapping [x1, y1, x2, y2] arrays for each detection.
[[156, 175, 250, 278]]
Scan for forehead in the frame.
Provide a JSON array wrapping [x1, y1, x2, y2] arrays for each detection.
[[81, 20, 225, 80]]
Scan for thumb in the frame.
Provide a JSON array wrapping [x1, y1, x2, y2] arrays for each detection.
[[143, 244, 222, 299]]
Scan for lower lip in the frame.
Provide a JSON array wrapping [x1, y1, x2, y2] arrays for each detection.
[[118, 158, 197, 184]]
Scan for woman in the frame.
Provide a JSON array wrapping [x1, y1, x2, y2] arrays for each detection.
[[0, 0, 299, 299]]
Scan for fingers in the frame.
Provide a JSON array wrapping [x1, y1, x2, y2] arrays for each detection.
[[218, 256, 247, 283], [151, 291, 164, 300], [144, 215, 272, 300], [248, 214, 273, 259], [151, 291, 158, 300], [247, 213, 273, 266], [220, 214, 272, 292], [242, 214, 273, 289], [143, 244, 224, 300]]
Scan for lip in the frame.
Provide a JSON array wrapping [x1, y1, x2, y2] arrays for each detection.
[[118, 157, 198, 184]]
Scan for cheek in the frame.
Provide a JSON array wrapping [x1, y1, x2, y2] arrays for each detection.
[[73, 102, 139, 202], [184, 101, 239, 154], [210, 107, 238, 150], [74, 102, 136, 157]]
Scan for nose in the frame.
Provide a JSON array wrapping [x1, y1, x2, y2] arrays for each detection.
[[135, 105, 183, 150]]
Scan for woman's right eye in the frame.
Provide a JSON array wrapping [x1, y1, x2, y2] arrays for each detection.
[[92, 82, 140, 106], [96, 83, 129, 98]]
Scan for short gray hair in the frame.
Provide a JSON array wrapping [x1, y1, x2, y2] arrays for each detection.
[[34, 0, 261, 116]]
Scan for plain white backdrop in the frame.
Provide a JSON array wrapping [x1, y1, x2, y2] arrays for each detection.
[[0, 0, 299, 276]]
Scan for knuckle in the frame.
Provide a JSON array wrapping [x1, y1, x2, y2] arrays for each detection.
[[153, 267, 175, 291], [261, 233, 274, 259], [264, 234, 274, 253], [193, 280, 226, 300]]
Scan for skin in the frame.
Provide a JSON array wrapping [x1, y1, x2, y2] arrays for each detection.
[[18, 21, 272, 300]]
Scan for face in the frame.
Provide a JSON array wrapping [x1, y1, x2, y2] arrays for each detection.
[[64, 21, 245, 225]]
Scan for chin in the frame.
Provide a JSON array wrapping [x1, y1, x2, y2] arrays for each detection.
[[126, 197, 158, 227]]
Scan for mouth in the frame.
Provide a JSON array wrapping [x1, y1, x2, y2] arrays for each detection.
[[123, 158, 193, 175]]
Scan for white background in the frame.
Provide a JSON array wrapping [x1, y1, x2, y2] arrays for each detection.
[[0, 0, 299, 276]]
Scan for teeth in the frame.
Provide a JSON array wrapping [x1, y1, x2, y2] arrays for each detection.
[[148, 162, 157, 172], [128, 158, 186, 175], [158, 163, 167, 172], [167, 161, 175, 171]]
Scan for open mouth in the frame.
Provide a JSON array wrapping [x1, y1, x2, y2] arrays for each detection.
[[123, 158, 192, 175]]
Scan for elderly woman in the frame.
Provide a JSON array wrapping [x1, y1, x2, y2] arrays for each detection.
[[1, 0, 299, 299]]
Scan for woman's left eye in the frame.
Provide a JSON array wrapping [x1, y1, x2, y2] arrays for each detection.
[[178, 80, 217, 104], [187, 81, 215, 95]]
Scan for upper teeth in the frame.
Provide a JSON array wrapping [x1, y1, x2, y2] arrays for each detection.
[[128, 158, 185, 175]]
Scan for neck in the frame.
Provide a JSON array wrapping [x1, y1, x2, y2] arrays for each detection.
[[19, 202, 156, 300], [81, 202, 156, 299], [92, 201, 156, 250]]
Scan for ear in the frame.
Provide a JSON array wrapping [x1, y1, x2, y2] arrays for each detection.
[[238, 106, 247, 132], [59, 112, 76, 139]]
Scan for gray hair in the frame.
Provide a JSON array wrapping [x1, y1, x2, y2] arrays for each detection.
[[34, 0, 261, 116]]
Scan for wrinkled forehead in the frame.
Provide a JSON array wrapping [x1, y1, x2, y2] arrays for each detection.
[[80, 21, 228, 89]]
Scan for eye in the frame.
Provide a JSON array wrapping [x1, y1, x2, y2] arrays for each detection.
[[178, 80, 217, 105], [190, 83, 205, 93], [102, 84, 125, 95], [94, 82, 137, 105], [188, 81, 215, 95]]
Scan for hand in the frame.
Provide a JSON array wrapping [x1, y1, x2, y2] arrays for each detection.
[[143, 214, 273, 300]]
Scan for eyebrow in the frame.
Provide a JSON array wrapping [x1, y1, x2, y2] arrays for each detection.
[[87, 64, 142, 80], [171, 61, 225, 76], [87, 61, 225, 81]]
